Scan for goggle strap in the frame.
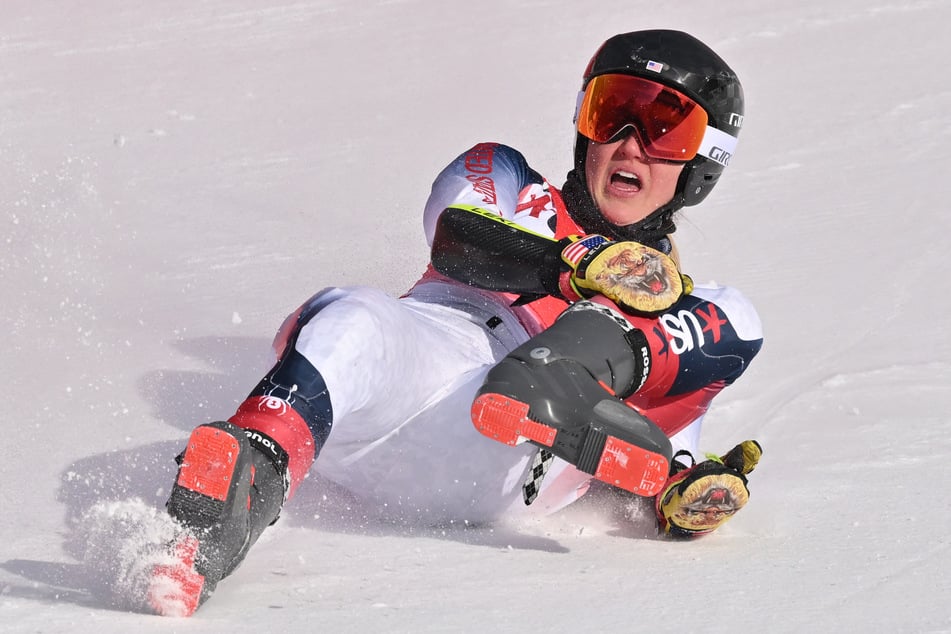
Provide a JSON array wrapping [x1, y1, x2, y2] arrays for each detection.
[[697, 125, 739, 166], [573, 90, 585, 124]]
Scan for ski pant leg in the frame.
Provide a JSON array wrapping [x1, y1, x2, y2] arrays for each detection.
[[309, 291, 545, 522], [232, 286, 537, 519]]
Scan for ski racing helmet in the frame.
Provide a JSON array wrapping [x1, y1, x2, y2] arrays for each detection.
[[568, 30, 744, 242]]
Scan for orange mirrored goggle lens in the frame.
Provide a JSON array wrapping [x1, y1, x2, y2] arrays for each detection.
[[576, 74, 709, 161]]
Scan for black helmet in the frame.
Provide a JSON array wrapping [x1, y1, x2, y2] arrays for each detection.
[[564, 30, 744, 243]]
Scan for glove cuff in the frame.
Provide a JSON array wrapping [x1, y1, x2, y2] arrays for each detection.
[[561, 234, 610, 272], [557, 270, 585, 302]]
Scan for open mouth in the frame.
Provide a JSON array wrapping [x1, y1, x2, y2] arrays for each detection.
[[610, 169, 642, 192]]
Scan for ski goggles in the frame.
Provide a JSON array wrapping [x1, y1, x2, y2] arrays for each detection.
[[575, 73, 737, 164]]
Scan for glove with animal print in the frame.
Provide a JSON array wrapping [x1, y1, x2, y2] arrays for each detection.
[[558, 235, 692, 315]]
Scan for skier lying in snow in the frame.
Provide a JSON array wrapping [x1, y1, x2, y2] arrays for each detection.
[[151, 29, 764, 616]]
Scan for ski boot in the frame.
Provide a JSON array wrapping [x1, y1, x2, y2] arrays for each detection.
[[149, 421, 289, 616], [472, 301, 672, 497], [655, 440, 762, 538]]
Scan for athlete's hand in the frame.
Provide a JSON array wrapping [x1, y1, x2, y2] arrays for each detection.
[[559, 235, 692, 314]]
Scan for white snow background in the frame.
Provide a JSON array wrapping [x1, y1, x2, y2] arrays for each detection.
[[2, 0, 951, 631]]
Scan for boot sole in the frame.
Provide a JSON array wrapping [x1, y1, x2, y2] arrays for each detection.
[[148, 534, 205, 617], [472, 393, 668, 497], [176, 424, 244, 504]]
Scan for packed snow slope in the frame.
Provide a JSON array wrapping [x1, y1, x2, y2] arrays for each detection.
[[2, 0, 950, 631]]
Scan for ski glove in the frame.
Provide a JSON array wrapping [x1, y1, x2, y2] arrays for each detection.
[[655, 440, 762, 538], [559, 235, 692, 315]]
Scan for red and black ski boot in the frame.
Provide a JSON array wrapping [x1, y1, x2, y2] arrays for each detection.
[[149, 421, 288, 616], [472, 302, 672, 497]]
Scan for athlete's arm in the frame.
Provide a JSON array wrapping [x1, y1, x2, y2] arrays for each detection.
[[424, 143, 568, 295], [430, 204, 566, 295]]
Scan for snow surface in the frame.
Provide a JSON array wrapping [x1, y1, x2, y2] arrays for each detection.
[[2, 0, 951, 631]]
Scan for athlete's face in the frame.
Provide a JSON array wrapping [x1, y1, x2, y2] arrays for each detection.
[[584, 131, 685, 227]]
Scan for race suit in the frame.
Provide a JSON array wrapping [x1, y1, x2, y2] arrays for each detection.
[[226, 143, 763, 523]]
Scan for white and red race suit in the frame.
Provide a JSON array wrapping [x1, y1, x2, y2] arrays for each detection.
[[227, 143, 763, 522]]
